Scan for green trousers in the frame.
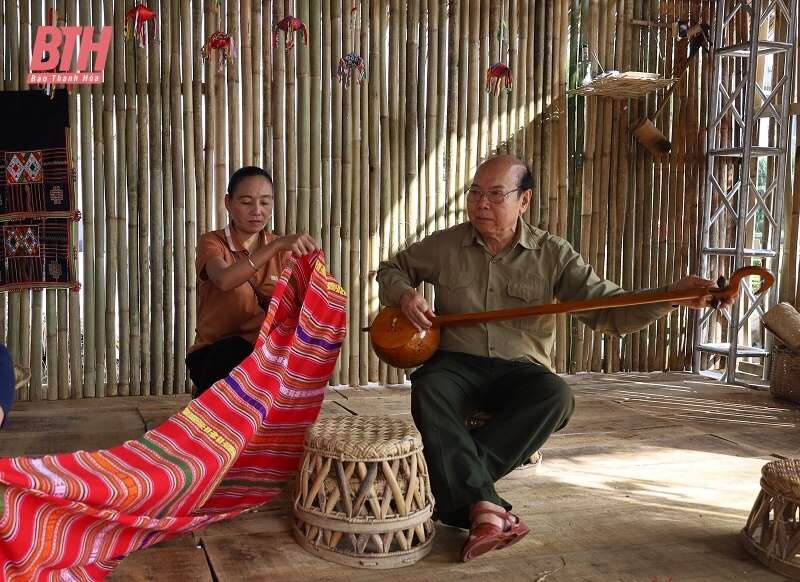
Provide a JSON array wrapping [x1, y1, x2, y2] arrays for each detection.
[[410, 350, 574, 529]]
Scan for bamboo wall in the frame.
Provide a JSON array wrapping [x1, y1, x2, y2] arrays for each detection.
[[0, 0, 798, 400]]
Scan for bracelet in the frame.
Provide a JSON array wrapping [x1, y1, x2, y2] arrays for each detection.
[[246, 256, 258, 271]]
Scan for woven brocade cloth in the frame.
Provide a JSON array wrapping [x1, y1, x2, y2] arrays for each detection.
[[0, 89, 79, 291], [0, 251, 347, 580]]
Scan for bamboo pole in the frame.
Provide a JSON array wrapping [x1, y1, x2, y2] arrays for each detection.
[[367, 0, 381, 382], [102, 0, 117, 396], [378, 0, 392, 384], [283, 0, 297, 234], [57, 289, 68, 399], [341, 0, 354, 386], [114, 0, 131, 396], [160, 0, 174, 395], [263, 0, 274, 173], [214, 4, 228, 228], [272, 2, 287, 233], [241, 0, 253, 166], [359, 0, 371, 385], [252, 0, 262, 168], [134, 9, 150, 394], [79, 0, 96, 397], [296, 0, 311, 236], [455, 0, 469, 224], [321, 0, 332, 257], [329, 0, 343, 385], [227, 1, 241, 174], [310, 0, 322, 242], [178, 0, 195, 393], [466, 0, 480, 178], [405, 0, 419, 247]]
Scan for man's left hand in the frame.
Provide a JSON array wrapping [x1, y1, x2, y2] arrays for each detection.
[[669, 275, 737, 310]]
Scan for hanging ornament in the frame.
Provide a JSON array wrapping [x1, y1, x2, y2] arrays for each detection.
[[337, 52, 366, 88], [486, 62, 512, 95], [349, 6, 359, 30], [202, 31, 236, 73], [125, 2, 157, 47], [272, 16, 308, 53]]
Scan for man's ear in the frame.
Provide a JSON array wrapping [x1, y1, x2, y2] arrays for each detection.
[[520, 189, 532, 213]]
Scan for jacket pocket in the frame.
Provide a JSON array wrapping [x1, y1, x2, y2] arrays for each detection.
[[507, 277, 552, 331], [436, 269, 476, 313]]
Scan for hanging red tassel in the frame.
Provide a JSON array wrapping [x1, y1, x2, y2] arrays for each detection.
[[272, 16, 308, 53], [125, 2, 157, 48], [202, 31, 236, 73], [486, 62, 513, 95]]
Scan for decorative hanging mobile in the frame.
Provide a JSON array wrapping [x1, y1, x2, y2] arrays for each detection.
[[336, 6, 367, 88], [125, 1, 157, 47], [337, 53, 366, 87], [486, 19, 512, 95], [202, 31, 236, 73], [272, 15, 308, 52]]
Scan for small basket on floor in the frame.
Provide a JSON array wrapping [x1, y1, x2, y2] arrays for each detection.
[[741, 458, 800, 579], [770, 346, 800, 405], [14, 364, 30, 391], [466, 411, 542, 478], [292, 416, 435, 569]]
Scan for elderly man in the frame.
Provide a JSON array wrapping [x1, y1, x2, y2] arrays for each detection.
[[376, 154, 732, 562]]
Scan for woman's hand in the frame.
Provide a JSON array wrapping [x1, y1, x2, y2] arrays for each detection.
[[277, 233, 318, 256], [399, 289, 435, 331], [669, 275, 737, 309]]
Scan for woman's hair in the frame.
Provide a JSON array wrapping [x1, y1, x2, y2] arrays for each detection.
[[226, 166, 274, 197]]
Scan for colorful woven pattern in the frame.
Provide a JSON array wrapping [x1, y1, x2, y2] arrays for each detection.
[[0, 250, 347, 581], [0, 89, 78, 291]]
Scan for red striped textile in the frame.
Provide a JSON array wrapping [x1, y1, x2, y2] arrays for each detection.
[[0, 251, 346, 581]]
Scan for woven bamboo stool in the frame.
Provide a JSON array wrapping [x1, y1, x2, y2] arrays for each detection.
[[292, 416, 435, 569], [741, 458, 800, 579], [466, 411, 542, 478]]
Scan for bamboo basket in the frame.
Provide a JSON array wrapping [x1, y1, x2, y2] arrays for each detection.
[[770, 346, 800, 405]]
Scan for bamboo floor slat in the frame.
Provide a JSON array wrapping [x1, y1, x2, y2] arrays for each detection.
[[0, 372, 796, 581]]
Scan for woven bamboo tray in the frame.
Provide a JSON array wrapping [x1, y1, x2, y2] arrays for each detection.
[[770, 346, 800, 405], [568, 72, 675, 99]]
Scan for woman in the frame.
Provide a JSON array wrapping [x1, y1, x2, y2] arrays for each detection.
[[186, 166, 318, 397]]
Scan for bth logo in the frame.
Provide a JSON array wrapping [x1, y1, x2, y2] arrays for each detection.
[[28, 26, 112, 85]]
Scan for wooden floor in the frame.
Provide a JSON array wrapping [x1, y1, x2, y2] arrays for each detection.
[[2, 371, 799, 581]]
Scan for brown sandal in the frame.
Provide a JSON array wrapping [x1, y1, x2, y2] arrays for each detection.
[[460, 507, 530, 562]]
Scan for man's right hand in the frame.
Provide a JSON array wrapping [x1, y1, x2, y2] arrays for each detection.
[[399, 289, 435, 332]]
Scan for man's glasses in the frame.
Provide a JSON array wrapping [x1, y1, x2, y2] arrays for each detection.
[[465, 187, 522, 204]]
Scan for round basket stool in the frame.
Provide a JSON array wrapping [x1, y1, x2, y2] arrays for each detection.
[[292, 416, 435, 569], [467, 411, 542, 478], [741, 458, 800, 579]]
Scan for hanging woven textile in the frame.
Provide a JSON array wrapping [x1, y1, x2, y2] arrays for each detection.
[[0, 89, 79, 292], [201, 31, 236, 73], [0, 251, 347, 581], [272, 15, 308, 52], [125, 2, 157, 47]]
